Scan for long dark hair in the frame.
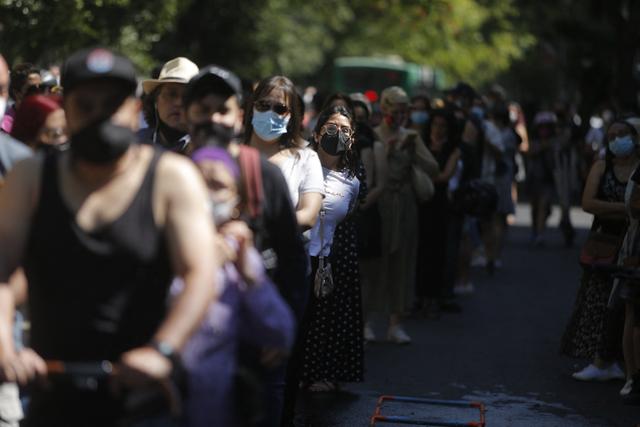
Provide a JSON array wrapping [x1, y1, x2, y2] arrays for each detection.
[[321, 92, 355, 118], [243, 75, 303, 148], [313, 105, 358, 178], [425, 109, 458, 152]]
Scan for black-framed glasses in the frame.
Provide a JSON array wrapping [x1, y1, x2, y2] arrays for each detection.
[[323, 123, 353, 137], [254, 100, 290, 115]]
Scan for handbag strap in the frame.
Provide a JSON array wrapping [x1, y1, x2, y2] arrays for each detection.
[[318, 209, 325, 268], [238, 145, 264, 219]]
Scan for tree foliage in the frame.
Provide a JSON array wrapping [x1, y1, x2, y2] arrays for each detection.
[[0, 0, 185, 69], [156, 0, 533, 87]]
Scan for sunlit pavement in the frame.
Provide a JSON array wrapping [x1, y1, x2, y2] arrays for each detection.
[[295, 203, 638, 426]]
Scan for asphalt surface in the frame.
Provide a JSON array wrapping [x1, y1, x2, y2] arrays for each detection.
[[295, 204, 639, 427]]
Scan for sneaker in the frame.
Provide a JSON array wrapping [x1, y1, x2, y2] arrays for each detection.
[[387, 325, 412, 344], [620, 379, 634, 396], [364, 323, 376, 342], [572, 363, 625, 381], [622, 374, 640, 405], [608, 362, 626, 380]]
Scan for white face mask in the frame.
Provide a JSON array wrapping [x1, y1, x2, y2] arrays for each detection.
[[0, 97, 6, 123], [208, 196, 239, 227]]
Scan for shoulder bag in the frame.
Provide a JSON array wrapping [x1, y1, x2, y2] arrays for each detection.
[[314, 210, 334, 298]]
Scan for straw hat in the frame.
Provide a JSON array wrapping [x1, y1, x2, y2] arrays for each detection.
[[142, 57, 199, 94]]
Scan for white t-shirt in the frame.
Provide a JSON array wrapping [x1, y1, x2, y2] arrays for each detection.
[[309, 168, 360, 257], [276, 147, 324, 209]]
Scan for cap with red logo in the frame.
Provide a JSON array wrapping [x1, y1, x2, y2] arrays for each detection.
[[61, 47, 137, 95]]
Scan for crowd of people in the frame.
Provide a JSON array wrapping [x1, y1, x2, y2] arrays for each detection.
[[1, 45, 640, 427]]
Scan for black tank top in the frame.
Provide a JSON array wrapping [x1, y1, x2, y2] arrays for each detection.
[[24, 149, 172, 361]]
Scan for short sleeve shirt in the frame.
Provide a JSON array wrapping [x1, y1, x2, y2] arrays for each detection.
[[309, 168, 360, 257], [276, 147, 324, 209]]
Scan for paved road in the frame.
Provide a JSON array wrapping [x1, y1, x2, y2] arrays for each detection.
[[295, 204, 638, 426]]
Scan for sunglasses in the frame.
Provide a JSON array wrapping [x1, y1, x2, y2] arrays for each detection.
[[323, 123, 353, 137], [254, 100, 290, 115]]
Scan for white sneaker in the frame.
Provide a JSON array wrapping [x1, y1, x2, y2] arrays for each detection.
[[364, 324, 376, 342], [387, 325, 411, 344], [620, 379, 634, 396], [572, 363, 624, 381]]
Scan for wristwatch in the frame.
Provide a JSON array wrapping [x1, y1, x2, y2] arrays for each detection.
[[149, 340, 179, 365]]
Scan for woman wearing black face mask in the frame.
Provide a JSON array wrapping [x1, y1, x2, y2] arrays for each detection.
[[299, 106, 362, 392]]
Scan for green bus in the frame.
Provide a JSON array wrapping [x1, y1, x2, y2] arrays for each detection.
[[332, 56, 444, 99]]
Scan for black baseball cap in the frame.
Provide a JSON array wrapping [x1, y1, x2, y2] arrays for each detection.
[[61, 47, 137, 95], [183, 65, 242, 107]]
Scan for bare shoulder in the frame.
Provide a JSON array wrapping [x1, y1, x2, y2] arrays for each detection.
[[152, 150, 208, 227], [156, 151, 203, 188], [4, 152, 45, 195]]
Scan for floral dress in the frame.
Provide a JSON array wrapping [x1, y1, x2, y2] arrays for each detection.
[[560, 160, 627, 360]]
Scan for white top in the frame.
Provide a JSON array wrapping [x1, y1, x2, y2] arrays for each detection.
[[309, 168, 360, 257], [276, 146, 324, 209]]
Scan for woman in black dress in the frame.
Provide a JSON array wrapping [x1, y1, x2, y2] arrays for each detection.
[[415, 109, 462, 318]]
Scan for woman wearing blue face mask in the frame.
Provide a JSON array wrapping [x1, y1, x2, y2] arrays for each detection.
[[409, 93, 431, 134], [245, 76, 324, 426], [561, 120, 640, 390], [245, 76, 324, 231]]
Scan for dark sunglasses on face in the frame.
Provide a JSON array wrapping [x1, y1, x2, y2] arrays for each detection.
[[254, 100, 290, 115], [323, 123, 353, 137]]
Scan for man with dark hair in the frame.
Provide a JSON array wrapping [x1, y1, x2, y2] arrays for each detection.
[[0, 48, 220, 426], [183, 65, 307, 427]]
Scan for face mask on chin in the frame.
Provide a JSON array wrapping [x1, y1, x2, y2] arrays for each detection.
[[70, 118, 135, 164]]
